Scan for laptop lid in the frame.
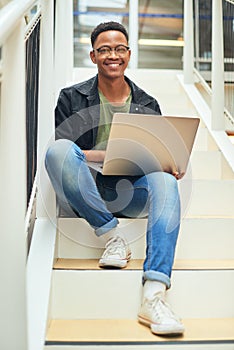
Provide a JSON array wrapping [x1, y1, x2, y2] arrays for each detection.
[[100, 113, 200, 176]]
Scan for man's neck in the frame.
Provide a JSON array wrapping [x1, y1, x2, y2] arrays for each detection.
[[98, 76, 130, 103]]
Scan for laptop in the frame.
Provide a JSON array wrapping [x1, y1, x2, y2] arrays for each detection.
[[87, 113, 200, 176]]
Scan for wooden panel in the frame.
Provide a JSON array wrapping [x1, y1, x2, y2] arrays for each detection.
[[46, 318, 234, 344], [53, 258, 234, 271]]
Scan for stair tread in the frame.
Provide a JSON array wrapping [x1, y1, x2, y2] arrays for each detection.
[[46, 318, 234, 344], [54, 258, 234, 270]]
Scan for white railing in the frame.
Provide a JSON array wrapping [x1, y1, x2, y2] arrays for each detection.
[[182, 0, 234, 172], [184, 0, 234, 129], [183, 0, 225, 130], [0, 2, 32, 350], [0, 1, 56, 350]]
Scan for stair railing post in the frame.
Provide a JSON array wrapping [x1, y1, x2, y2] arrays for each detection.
[[0, 18, 28, 350], [183, 0, 194, 83], [54, 0, 74, 98], [211, 0, 225, 130], [36, 0, 56, 221], [128, 0, 139, 69]]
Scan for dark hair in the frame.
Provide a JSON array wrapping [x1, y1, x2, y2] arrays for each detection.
[[90, 21, 129, 47]]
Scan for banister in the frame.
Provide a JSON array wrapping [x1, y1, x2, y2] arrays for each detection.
[[0, 0, 38, 45]]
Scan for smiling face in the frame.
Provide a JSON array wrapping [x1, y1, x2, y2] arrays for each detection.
[[90, 30, 131, 80]]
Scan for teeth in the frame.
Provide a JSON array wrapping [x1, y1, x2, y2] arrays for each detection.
[[108, 63, 120, 67]]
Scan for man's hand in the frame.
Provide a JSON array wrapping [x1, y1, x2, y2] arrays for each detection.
[[172, 171, 185, 180], [83, 150, 106, 162]]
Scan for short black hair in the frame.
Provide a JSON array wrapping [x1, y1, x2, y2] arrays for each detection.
[[90, 21, 129, 47]]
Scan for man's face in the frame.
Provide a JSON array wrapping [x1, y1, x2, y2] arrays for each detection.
[[90, 30, 131, 79]]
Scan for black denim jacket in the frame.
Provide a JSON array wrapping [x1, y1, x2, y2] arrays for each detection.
[[55, 74, 161, 149]]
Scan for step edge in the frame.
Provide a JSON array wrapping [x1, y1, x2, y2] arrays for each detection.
[[53, 258, 234, 271]]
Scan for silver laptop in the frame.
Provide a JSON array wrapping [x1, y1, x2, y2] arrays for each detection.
[[88, 113, 200, 176]]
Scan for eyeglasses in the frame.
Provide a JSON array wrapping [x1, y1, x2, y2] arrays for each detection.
[[94, 45, 130, 57]]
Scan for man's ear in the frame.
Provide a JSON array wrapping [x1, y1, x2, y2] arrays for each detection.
[[90, 50, 96, 64], [128, 49, 131, 60]]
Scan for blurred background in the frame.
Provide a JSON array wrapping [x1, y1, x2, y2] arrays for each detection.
[[0, 0, 233, 116], [73, 0, 184, 69], [72, 0, 233, 117]]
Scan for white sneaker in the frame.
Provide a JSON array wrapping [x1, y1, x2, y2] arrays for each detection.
[[138, 292, 185, 335], [99, 235, 131, 268]]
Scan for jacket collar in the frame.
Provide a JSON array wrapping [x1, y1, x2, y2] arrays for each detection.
[[74, 75, 99, 101], [74, 74, 153, 106]]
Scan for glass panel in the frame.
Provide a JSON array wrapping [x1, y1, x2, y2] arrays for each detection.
[[138, 0, 183, 69]]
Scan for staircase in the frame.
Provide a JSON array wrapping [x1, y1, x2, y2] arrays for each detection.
[[44, 69, 234, 349]]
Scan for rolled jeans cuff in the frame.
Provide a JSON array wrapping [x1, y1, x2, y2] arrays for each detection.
[[143, 270, 171, 289], [95, 217, 119, 237]]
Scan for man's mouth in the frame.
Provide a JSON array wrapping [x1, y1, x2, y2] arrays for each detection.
[[105, 62, 123, 67]]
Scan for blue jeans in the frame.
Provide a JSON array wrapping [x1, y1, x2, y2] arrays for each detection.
[[45, 139, 181, 288]]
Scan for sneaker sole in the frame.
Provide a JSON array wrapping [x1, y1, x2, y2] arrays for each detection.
[[138, 314, 185, 336], [99, 252, 131, 269]]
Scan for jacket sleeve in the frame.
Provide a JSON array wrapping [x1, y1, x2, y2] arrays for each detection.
[[150, 98, 162, 115]]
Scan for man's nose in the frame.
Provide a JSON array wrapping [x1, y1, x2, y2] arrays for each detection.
[[108, 49, 118, 57]]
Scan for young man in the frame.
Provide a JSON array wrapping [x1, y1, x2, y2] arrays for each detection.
[[45, 21, 184, 336]]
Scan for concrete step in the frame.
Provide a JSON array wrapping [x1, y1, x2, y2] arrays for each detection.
[[45, 318, 234, 349], [50, 259, 234, 319], [179, 179, 234, 217], [57, 217, 234, 260]]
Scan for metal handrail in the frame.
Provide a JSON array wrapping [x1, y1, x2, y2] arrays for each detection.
[[0, 0, 37, 45]]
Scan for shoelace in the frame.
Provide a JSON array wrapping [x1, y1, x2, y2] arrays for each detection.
[[149, 292, 181, 322], [103, 236, 127, 258]]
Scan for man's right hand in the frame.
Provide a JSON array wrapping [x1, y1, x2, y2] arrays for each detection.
[[83, 150, 106, 162]]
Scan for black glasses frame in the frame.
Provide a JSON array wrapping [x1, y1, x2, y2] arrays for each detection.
[[94, 45, 130, 56]]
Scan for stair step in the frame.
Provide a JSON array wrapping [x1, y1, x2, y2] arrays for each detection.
[[50, 260, 234, 319], [54, 258, 234, 271], [46, 318, 234, 345]]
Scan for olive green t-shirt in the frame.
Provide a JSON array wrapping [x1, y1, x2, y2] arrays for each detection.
[[95, 90, 132, 150]]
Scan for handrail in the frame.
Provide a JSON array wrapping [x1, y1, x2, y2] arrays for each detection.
[[0, 0, 37, 45], [194, 68, 234, 127]]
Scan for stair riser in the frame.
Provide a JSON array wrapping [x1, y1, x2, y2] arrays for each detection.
[[176, 217, 234, 259], [50, 269, 234, 319], [57, 179, 234, 221], [57, 218, 234, 260], [193, 126, 218, 152], [190, 151, 222, 179], [189, 150, 233, 180], [179, 180, 234, 217]]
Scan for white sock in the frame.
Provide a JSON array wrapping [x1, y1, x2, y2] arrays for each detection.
[[99, 226, 126, 244], [143, 281, 166, 299]]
